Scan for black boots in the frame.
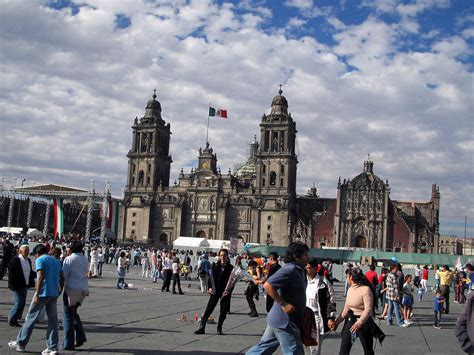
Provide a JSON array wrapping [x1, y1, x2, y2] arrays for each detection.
[[194, 326, 205, 334], [217, 326, 223, 335]]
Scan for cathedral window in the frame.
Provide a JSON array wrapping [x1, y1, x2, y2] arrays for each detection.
[[132, 164, 136, 173], [270, 172, 277, 186], [147, 176, 150, 185], [132, 176, 135, 185], [141, 135, 148, 152], [148, 164, 151, 173], [272, 132, 279, 152], [280, 178, 284, 186], [263, 165, 266, 174], [267, 216, 272, 221], [132, 212, 137, 217], [138, 170, 144, 185], [131, 221, 135, 226], [280, 165, 284, 174], [264, 131, 270, 151], [262, 178, 266, 187], [148, 134, 153, 152]]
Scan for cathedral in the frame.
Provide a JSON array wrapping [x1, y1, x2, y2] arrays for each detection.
[[123, 89, 440, 253]]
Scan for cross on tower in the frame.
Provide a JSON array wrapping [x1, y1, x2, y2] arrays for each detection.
[[278, 84, 283, 95], [153, 89, 157, 99]]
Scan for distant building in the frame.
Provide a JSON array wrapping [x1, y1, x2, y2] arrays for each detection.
[[122, 90, 441, 252], [438, 235, 463, 255], [308, 163, 440, 253]]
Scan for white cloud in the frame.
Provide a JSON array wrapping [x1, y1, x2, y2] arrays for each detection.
[[284, 0, 314, 10], [0, 1, 472, 236]]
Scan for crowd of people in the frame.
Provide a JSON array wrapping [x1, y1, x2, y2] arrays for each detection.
[[1, 235, 473, 354]]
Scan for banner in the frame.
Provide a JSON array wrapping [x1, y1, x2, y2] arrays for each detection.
[[53, 198, 64, 238]]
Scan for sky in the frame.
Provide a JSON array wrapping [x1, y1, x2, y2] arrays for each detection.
[[0, 0, 472, 237]]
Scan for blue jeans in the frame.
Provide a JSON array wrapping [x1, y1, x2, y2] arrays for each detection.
[[246, 321, 304, 355], [63, 291, 87, 349], [387, 299, 404, 325], [344, 280, 349, 297], [9, 288, 28, 323], [16, 295, 59, 350]]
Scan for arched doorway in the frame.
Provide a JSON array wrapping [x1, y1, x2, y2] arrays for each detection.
[[196, 230, 206, 238], [354, 235, 367, 248], [159, 232, 168, 244], [420, 249, 428, 254]]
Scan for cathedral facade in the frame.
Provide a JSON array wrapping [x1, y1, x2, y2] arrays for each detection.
[[123, 89, 297, 246], [123, 89, 440, 253]]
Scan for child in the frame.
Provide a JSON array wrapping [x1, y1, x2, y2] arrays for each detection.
[[417, 286, 425, 302], [402, 275, 414, 324], [141, 252, 150, 278], [433, 289, 444, 329]]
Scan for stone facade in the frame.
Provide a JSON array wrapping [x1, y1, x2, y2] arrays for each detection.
[[310, 162, 441, 253], [123, 90, 441, 251], [123, 89, 297, 246], [438, 235, 462, 255]]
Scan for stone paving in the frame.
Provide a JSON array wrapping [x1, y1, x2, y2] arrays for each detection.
[[0, 263, 466, 354]]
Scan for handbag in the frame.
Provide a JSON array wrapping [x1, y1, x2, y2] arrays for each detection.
[[301, 307, 318, 346]]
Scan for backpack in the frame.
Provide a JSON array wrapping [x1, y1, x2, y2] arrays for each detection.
[[301, 307, 318, 346], [198, 261, 207, 277]]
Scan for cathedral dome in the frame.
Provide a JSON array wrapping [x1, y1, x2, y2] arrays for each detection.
[[351, 160, 384, 188], [142, 90, 163, 123], [146, 91, 162, 111], [270, 87, 288, 116]]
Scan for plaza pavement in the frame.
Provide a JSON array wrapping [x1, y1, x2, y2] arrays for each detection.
[[0, 263, 466, 354]]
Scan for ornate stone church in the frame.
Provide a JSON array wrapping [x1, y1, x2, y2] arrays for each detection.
[[123, 89, 440, 252]]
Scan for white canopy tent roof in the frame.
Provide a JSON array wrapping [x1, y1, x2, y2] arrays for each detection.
[[172, 237, 210, 249], [206, 239, 230, 251], [0, 227, 42, 237]]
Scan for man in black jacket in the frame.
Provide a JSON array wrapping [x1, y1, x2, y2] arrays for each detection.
[[8, 244, 35, 327], [0, 239, 16, 280], [194, 248, 234, 335]]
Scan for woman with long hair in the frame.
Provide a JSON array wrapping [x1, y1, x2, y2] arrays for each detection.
[[332, 267, 377, 355]]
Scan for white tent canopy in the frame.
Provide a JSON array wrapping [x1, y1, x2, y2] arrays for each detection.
[[207, 239, 229, 251], [172, 237, 209, 249], [0, 227, 42, 237]]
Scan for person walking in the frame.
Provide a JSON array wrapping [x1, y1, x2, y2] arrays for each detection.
[[435, 264, 457, 314], [0, 239, 16, 280], [88, 247, 99, 278], [402, 275, 414, 324], [194, 248, 234, 335], [8, 244, 64, 354], [172, 257, 184, 295], [161, 251, 173, 292], [414, 265, 422, 288], [197, 254, 211, 293], [260, 252, 281, 312], [246, 242, 309, 355], [305, 258, 336, 355], [386, 263, 409, 327], [433, 289, 444, 329], [332, 268, 378, 355], [421, 265, 429, 293], [141, 252, 150, 278], [455, 292, 474, 353], [7, 245, 36, 327], [116, 251, 128, 289], [245, 260, 261, 317], [62, 241, 89, 350]]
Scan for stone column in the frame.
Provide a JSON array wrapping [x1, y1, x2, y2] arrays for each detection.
[[43, 203, 50, 236], [26, 198, 33, 228], [7, 197, 14, 228]]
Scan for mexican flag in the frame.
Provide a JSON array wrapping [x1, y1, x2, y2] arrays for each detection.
[[209, 107, 228, 118], [53, 198, 64, 238], [107, 200, 120, 236]]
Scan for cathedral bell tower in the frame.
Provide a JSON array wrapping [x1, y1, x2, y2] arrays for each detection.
[[255, 88, 298, 246], [256, 88, 297, 196], [124, 90, 172, 242]]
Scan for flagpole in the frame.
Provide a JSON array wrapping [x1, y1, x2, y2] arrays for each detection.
[[206, 102, 211, 146]]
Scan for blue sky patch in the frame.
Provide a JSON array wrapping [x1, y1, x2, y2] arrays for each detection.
[[115, 14, 131, 30]]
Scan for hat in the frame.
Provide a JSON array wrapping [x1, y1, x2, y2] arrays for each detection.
[[391, 256, 398, 262]]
